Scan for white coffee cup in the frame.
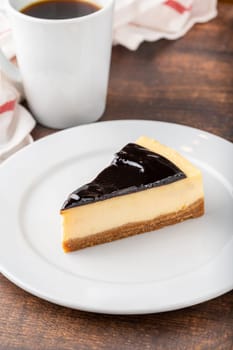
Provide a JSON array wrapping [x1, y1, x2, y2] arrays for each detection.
[[0, 0, 114, 128]]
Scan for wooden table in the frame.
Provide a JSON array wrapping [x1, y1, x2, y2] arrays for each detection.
[[1, 2, 233, 349]]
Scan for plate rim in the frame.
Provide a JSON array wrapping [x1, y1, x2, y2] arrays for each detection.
[[1, 119, 232, 169], [0, 119, 233, 314]]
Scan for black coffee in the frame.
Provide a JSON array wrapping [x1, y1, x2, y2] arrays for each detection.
[[21, 0, 101, 20]]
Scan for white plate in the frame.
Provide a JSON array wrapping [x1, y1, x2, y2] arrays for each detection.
[[0, 120, 232, 314]]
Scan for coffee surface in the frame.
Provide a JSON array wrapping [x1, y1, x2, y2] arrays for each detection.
[[21, 0, 101, 20]]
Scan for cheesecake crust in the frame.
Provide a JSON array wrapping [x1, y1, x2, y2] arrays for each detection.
[[63, 198, 204, 252]]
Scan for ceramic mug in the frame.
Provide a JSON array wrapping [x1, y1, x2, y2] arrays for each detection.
[[0, 0, 114, 128]]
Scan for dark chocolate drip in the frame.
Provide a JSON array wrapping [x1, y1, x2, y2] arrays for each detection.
[[61, 143, 186, 210]]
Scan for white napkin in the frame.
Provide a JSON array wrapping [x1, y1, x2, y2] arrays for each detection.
[[114, 0, 217, 50], [0, 9, 14, 59], [0, 7, 35, 163], [0, 75, 35, 164]]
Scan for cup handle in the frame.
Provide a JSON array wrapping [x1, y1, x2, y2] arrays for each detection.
[[0, 48, 24, 96]]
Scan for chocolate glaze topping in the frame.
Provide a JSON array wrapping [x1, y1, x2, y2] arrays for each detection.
[[61, 143, 186, 210]]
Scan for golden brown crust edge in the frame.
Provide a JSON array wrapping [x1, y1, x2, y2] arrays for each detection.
[[63, 198, 204, 252]]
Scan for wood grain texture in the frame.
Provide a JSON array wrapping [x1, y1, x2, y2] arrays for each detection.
[[0, 275, 233, 350], [1, 2, 233, 350]]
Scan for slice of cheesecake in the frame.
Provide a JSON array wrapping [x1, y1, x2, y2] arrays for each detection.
[[60, 136, 204, 252]]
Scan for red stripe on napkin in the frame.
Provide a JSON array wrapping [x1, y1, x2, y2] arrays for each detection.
[[164, 0, 192, 14], [0, 99, 16, 114]]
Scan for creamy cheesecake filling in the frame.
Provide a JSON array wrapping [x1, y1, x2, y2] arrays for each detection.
[[62, 175, 203, 240]]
